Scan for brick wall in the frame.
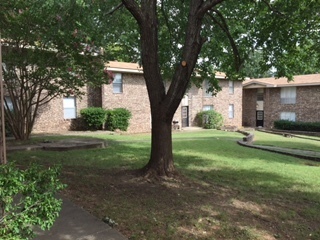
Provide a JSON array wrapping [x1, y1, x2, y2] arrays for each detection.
[[32, 86, 91, 133], [242, 88, 257, 127], [181, 79, 243, 128], [32, 74, 243, 134], [102, 73, 151, 133], [243, 85, 320, 128]]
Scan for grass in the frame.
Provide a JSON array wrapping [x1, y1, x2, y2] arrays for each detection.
[[7, 130, 320, 240], [253, 130, 320, 152]]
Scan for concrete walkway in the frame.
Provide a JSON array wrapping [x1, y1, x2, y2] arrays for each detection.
[[34, 196, 127, 240], [5, 138, 126, 240]]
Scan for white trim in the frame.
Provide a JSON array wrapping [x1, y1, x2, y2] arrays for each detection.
[[107, 67, 143, 74]]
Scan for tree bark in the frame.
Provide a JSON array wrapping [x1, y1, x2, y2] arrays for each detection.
[[142, 113, 175, 177]]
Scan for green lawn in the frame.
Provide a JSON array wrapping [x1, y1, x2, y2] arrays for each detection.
[[253, 130, 320, 152], [8, 130, 320, 240]]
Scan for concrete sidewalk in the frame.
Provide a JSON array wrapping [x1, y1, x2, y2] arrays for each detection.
[[34, 196, 127, 240]]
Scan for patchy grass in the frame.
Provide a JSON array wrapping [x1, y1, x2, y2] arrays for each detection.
[[8, 130, 320, 240]]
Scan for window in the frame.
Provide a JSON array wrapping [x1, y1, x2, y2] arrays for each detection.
[[203, 105, 213, 111], [229, 80, 234, 94], [257, 89, 264, 101], [113, 73, 123, 93], [63, 96, 76, 119], [204, 80, 212, 97], [4, 97, 13, 111], [281, 87, 296, 104], [228, 104, 234, 119], [280, 112, 296, 122]]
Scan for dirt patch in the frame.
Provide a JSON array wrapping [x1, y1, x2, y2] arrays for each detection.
[[60, 166, 320, 240]]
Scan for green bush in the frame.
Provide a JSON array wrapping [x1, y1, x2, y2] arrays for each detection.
[[105, 108, 132, 131], [196, 110, 224, 129], [80, 107, 107, 130], [0, 163, 66, 240], [274, 120, 320, 132]]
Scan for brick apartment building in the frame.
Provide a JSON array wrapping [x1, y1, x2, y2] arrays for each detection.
[[242, 74, 320, 128], [32, 61, 243, 133]]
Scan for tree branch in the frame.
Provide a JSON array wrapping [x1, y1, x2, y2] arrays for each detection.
[[198, 0, 225, 16], [106, 2, 124, 15], [160, 0, 173, 46], [121, 0, 144, 24], [207, 9, 243, 71]]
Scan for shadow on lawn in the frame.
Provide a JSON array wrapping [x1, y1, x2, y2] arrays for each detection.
[[61, 161, 320, 240], [9, 133, 320, 239]]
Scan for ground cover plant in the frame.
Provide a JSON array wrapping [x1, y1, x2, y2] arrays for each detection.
[[7, 130, 320, 239]]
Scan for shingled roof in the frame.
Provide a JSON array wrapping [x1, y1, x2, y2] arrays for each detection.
[[106, 61, 143, 74], [106, 61, 228, 79], [243, 74, 320, 89]]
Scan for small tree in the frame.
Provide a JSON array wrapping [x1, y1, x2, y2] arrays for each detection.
[[0, 0, 110, 140]]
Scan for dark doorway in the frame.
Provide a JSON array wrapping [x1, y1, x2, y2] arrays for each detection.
[[256, 110, 264, 127], [181, 106, 189, 127]]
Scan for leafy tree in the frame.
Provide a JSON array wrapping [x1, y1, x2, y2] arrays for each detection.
[[0, 0, 110, 140], [0, 163, 65, 239], [241, 50, 275, 78], [106, 0, 320, 177]]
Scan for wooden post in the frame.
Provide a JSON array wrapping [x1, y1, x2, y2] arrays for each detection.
[[0, 36, 7, 164]]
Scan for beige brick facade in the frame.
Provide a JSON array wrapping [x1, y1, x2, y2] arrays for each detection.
[[32, 62, 243, 133], [182, 80, 243, 128], [243, 74, 320, 128]]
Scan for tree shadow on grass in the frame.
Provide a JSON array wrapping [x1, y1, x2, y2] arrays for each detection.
[[60, 160, 320, 240], [9, 133, 320, 239]]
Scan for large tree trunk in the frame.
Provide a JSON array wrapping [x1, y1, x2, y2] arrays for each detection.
[[142, 114, 175, 177]]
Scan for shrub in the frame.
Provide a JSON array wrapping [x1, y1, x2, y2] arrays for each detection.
[[105, 108, 132, 131], [0, 163, 66, 239], [80, 107, 107, 130], [196, 110, 224, 129], [274, 120, 320, 132]]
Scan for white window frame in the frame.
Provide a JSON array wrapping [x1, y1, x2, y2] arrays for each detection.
[[229, 80, 234, 94], [228, 104, 234, 119], [63, 96, 77, 119], [280, 112, 296, 122], [113, 73, 123, 94], [257, 88, 264, 101], [281, 87, 296, 104], [203, 105, 214, 111]]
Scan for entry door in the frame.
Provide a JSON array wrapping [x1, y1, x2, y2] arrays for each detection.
[[181, 106, 189, 127], [256, 111, 264, 127]]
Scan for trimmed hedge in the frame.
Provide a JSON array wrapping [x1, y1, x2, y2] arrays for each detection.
[[196, 110, 224, 129], [80, 107, 107, 130], [274, 120, 320, 132], [105, 108, 132, 131]]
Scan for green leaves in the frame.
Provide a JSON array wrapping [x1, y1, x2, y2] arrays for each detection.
[[80, 107, 108, 130], [0, 163, 65, 239]]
